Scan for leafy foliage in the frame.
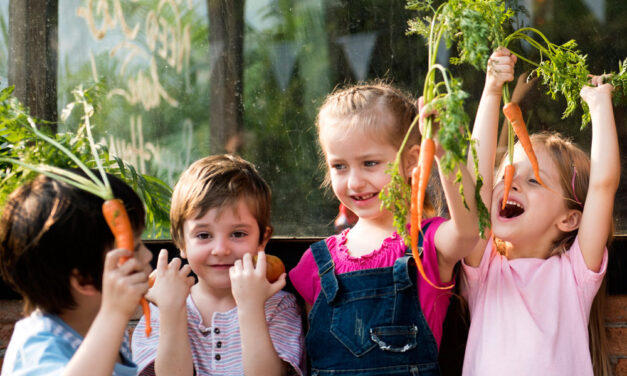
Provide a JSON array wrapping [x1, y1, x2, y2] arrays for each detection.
[[0, 85, 172, 238]]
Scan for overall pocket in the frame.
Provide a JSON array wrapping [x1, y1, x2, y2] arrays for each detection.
[[369, 324, 419, 352], [329, 289, 396, 356]]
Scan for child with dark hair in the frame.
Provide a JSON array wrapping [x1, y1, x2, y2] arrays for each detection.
[[0, 172, 153, 376]]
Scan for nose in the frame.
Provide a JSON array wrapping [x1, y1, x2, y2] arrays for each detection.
[[211, 237, 231, 256], [347, 169, 365, 191]]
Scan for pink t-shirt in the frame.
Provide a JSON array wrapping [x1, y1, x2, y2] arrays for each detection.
[[289, 217, 453, 347], [461, 236, 607, 376]]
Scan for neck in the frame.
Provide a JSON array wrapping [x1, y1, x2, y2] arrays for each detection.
[[58, 305, 99, 338], [506, 237, 554, 260], [190, 283, 236, 325], [345, 219, 398, 258]]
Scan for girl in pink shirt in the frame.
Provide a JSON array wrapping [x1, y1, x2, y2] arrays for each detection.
[[462, 48, 618, 376], [289, 83, 483, 375]]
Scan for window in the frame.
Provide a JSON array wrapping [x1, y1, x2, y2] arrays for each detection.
[[1, 0, 625, 237]]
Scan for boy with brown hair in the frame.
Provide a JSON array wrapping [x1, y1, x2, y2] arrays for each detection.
[[132, 154, 305, 375]]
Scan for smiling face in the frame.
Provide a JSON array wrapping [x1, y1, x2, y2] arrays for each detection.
[[320, 118, 401, 227], [492, 142, 574, 257], [181, 198, 268, 291]]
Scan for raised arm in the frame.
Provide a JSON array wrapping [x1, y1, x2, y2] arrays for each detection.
[[464, 48, 516, 266], [230, 252, 290, 376], [577, 78, 619, 271], [150, 249, 195, 376], [413, 98, 481, 282], [64, 248, 152, 376]]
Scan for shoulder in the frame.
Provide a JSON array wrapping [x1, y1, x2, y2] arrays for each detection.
[[3, 313, 79, 373], [265, 290, 300, 313]]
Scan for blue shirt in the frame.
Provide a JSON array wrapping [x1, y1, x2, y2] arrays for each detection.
[[1, 311, 137, 376]]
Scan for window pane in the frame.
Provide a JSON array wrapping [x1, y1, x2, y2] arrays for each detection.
[[1, 0, 625, 237]]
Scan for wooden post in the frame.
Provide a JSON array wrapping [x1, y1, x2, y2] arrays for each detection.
[[8, 0, 58, 130], [207, 0, 245, 154]]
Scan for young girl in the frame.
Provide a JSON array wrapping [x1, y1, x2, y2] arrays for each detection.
[[462, 48, 618, 375], [289, 83, 483, 375], [131, 154, 305, 376]]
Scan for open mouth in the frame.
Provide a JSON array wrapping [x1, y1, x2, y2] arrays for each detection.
[[499, 199, 524, 219], [352, 193, 377, 201]]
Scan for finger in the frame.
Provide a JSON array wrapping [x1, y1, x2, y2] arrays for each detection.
[[269, 273, 287, 295], [179, 263, 192, 277], [104, 248, 131, 272], [186, 276, 196, 287], [232, 259, 242, 273], [254, 251, 267, 274], [169, 257, 182, 272], [242, 252, 255, 271], [157, 249, 169, 272]]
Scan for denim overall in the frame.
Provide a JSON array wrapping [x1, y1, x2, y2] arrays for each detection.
[[306, 225, 440, 376]]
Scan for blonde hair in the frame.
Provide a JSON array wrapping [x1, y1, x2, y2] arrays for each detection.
[[170, 154, 272, 251], [316, 82, 438, 217], [497, 131, 612, 375]]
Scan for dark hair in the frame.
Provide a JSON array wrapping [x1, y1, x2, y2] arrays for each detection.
[[170, 154, 273, 251], [0, 171, 145, 314]]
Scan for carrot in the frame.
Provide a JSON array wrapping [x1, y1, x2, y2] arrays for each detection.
[[410, 138, 452, 290], [502, 102, 546, 188], [501, 164, 515, 210], [102, 198, 152, 337]]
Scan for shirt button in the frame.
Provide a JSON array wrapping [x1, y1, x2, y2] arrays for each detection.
[[215, 354, 221, 361], [216, 341, 222, 348], [214, 327, 220, 334]]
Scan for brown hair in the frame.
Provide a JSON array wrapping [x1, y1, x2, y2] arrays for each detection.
[[170, 154, 272, 251], [316, 82, 438, 216], [0, 172, 145, 315]]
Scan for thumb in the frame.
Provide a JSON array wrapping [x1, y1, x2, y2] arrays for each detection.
[[268, 273, 287, 296]]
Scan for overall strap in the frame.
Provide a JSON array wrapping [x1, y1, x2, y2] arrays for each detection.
[[310, 239, 339, 303], [396, 221, 433, 291], [403, 221, 432, 257]]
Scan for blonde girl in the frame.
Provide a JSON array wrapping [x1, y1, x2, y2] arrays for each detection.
[[289, 82, 482, 375], [463, 48, 618, 376]]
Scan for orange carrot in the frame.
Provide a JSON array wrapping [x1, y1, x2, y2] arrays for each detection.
[[102, 198, 152, 337], [501, 164, 515, 210], [502, 102, 546, 188], [410, 138, 452, 290]]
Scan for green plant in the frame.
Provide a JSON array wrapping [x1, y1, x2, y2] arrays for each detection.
[[0, 85, 172, 238]]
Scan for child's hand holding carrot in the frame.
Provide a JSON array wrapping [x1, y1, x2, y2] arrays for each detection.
[[485, 47, 517, 96], [100, 247, 153, 322]]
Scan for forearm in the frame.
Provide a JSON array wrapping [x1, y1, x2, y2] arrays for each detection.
[[434, 157, 482, 275], [239, 306, 286, 376], [155, 308, 194, 376], [62, 311, 127, 376], [469, 87, 502, 205], [589, 100, 620, 191]]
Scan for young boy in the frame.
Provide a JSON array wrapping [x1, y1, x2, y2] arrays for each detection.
[[0, 173, 153, 376], [131, 154, 305, 376]]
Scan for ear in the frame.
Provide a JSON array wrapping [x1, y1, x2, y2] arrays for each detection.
[[557, 209, 582, 233], [69, 270, 99, 297], [402, 144, 420, 178], [257, 226, 273, 251], [179, 248, 188, 259]]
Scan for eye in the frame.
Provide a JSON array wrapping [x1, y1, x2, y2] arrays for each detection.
[[331, 163, 346, 170], [364, 160, 378, 167], [529, 178, 540, 185], [232, 231, 248, 239], [196, 232, 210, 240]]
